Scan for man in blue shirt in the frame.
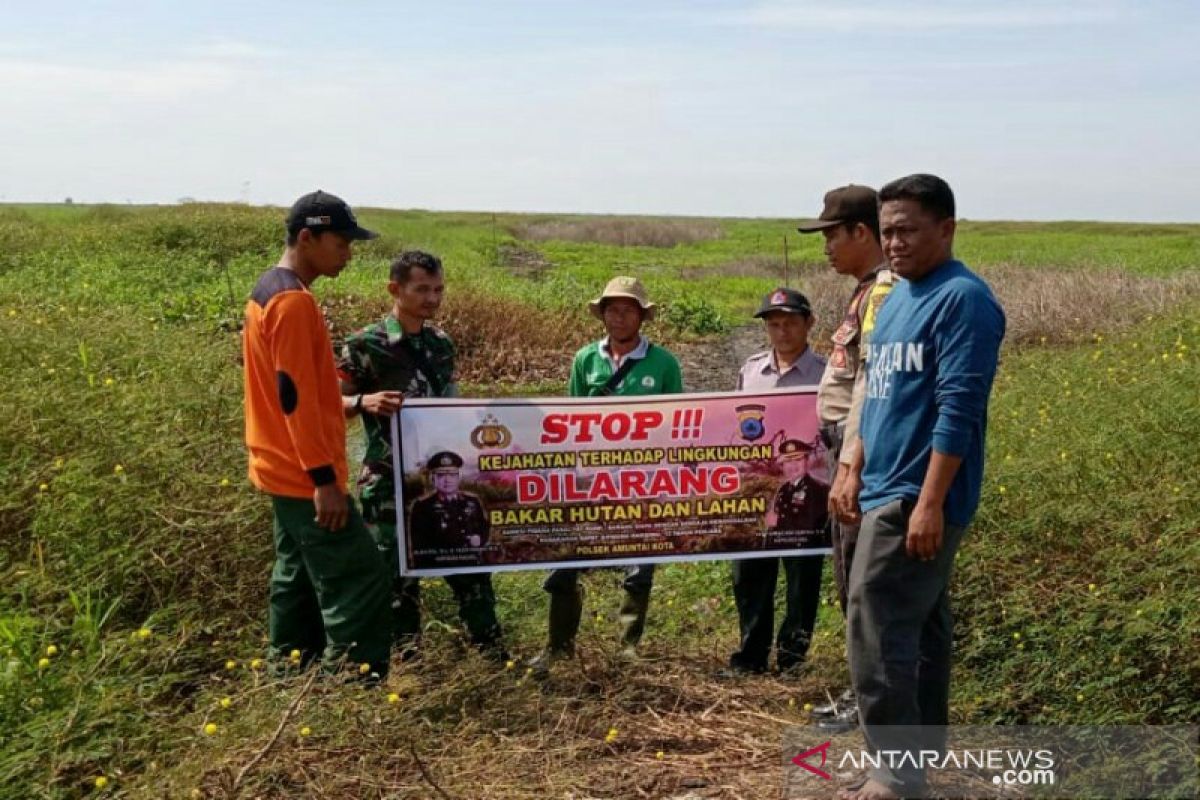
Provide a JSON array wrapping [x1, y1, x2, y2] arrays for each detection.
[[842, 175, 1005, 800]]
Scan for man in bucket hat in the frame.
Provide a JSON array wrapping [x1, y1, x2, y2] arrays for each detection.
[[530, 276, 683, 674]]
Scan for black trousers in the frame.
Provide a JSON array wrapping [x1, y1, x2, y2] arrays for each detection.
[[729, 553, 824, 672]]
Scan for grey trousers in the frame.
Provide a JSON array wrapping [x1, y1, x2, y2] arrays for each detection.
[[847, 498, 967, 796], [821, 421, 860, 615]]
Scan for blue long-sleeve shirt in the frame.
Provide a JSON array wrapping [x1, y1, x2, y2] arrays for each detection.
[[858, 259, 1005, 527]]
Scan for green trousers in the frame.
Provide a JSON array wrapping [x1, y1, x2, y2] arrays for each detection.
[[268, 495, 392, 676]]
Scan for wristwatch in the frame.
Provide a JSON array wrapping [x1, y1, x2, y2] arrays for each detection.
[[354, 394, 364, 414]]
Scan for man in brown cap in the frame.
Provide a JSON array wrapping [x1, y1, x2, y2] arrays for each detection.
[[530, 276, 683, 674], [796, 185, 894, 728]]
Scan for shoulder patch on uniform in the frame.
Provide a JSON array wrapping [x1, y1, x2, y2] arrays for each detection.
[[250, 268, 305, 308]]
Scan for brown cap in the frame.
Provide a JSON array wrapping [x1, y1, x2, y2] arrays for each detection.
[[796, 184, 878, 233]]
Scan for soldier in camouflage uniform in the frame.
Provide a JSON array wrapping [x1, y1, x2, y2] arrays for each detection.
[[338, 251, 504, 660]]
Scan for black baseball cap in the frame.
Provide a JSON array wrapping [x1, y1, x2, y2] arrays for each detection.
[[286, 190, 378, 240], [796, 184, 878, 233], [426, 451, 464, 472], [754, 287, 812, 318]]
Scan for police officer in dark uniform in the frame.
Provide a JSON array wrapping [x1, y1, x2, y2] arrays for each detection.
[[770, 438, 830, 545], [728, 436, 830, 675], [409, 451, 490, 559]]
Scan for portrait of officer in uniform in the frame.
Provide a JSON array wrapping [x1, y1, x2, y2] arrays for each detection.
[[408, 451, 490, 564], [767, 437, 830, 547]]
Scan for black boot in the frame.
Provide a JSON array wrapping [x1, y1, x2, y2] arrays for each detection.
[[618, 588, 651, 658], [529, 585, 583, 674]]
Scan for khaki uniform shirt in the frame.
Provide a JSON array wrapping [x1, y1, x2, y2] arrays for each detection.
[[815, 266, 895, 465], [736, 346, 826, 391]]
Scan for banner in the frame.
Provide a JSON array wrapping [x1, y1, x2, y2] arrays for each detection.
[[392, 388, 831, 576]]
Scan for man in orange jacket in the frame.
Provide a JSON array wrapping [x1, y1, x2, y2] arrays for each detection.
[[243, 190, 391, 677]]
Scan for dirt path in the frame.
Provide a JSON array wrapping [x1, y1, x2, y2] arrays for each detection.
[[673, 325, 766, 392]]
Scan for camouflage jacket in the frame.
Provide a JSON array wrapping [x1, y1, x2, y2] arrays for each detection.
[[337, 315, 456, 518]]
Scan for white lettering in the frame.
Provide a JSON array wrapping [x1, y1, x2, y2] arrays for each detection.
[[906, 342, 924, 372]]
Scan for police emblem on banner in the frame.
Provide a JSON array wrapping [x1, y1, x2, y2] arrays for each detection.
[[470, 414, 513, 449], [735, 403, 766, 441]]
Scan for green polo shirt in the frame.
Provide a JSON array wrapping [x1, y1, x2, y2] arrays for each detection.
[[568, 337, 684, 398]]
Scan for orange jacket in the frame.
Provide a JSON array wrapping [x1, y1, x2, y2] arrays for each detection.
[[242, 267, 348, 498]]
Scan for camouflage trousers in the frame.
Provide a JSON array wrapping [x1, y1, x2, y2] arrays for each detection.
[[366, 516, 503, 652]]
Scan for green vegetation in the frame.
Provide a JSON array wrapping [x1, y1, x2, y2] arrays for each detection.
[[0, 203, 1196, 798]]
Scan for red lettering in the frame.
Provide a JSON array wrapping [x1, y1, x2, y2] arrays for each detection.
[[677, 467, 705, 496], [541, 411, 667, 445], [574, 413, 602, 443], [540, 413, 569, 445], [620, 470, 648, 497], [590, 471, 618, 500], [648, 470, 676, 496], [630, 411, 663, 440], [517, 474, 546, 503], [711, 465, 740, 494], [601, 413, 631, 441]]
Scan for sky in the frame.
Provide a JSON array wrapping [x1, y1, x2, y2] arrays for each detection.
[[2, 1, 1198, 221]]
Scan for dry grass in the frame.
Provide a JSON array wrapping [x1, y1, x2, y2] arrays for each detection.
[[514, 218, 725, 248], [323, 289, 592, 388], [183, 639, 847, 800], [703, 261, 1200, 352], [976, 264, 1200, 346]]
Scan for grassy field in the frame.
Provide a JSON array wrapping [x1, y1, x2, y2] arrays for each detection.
[[0, 203, 1197, 798]]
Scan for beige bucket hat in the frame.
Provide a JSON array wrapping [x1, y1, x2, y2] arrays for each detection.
[[588, 276, 657, 321]]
